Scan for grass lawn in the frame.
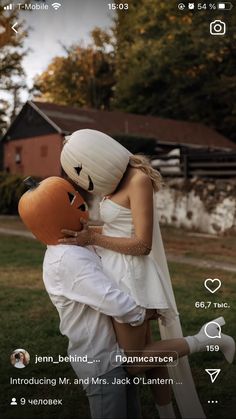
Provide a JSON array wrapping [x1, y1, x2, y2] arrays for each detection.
[[0, 235, 235, 419]]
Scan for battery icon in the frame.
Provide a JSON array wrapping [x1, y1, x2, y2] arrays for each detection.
[[217, 2, 233, 9]]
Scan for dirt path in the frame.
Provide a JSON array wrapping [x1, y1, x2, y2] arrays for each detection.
[[1, 227, 236, 273], [0, 228, 35, 239], [166, 253, 236, 273]]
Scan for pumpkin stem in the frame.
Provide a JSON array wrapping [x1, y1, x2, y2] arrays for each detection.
[[24, 177, 38, 189]]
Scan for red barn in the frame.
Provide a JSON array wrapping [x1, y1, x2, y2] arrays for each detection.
[[2, 100, 236, 178]]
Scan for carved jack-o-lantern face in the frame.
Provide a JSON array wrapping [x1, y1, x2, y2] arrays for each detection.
[[74, 164, 94, 191], [18, 176, 89, 245]]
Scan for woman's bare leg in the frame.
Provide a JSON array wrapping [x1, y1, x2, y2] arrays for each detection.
[[112, 319, 188, 419], [112, 319, 189, 376], [112, 319, 188, 418], [145, 323, 172, 405], [127, 338, 189, 374], [112, 318, 149, 354]]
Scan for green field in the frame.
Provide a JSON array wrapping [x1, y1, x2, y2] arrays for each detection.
[[0, 234, 235, 419]]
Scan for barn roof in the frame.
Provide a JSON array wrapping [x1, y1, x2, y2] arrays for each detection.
[[2, 100, 236, 150]]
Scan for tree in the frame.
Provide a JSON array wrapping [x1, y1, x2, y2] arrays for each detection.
[[113, 0, 236, 141], [0, 2, 28, 134], [34, 28, 115, 110]]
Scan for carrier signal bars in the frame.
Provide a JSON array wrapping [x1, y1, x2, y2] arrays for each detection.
[[4, 4, 14, 10], [52, 2, 61, 10]]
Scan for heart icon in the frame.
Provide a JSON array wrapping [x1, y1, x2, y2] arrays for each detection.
[[204, 278, 222, 294]]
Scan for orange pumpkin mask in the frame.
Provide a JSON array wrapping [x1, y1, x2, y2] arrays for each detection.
[[18, 176, 89, 245]]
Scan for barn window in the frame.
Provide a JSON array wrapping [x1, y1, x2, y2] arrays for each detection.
[[15, 147, 22, 164], [40, 145, 48, 157]]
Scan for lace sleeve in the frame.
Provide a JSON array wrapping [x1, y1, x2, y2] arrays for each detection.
[[93, 233, 151, 256]]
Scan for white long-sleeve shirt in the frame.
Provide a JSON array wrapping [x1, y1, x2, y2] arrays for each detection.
[[43, 244, 146, 384]]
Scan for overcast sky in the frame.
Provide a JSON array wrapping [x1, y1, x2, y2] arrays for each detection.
[[16, 0, 115, 97]]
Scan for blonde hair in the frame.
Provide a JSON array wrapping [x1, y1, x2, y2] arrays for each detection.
[[129, 155, 163, 192]]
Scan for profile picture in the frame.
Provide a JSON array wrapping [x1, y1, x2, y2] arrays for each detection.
[[10, 349, 30, 369]]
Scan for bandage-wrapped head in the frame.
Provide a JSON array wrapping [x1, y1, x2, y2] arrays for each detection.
[[60, 129, 132, 195], [18, 176, 89, 245]]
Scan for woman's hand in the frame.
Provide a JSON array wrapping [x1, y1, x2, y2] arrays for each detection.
[[58, 219, 95, 246]]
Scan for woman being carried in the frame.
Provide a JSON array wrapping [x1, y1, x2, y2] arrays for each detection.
[[60, 129, 235, 419]]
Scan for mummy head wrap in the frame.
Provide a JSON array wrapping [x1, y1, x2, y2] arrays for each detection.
[[60, 129, 132, 195]]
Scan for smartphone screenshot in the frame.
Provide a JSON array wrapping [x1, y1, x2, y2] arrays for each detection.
[[0, 1, 235, 418]]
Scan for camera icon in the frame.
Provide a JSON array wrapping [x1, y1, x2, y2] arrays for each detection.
[[210, 20, 226, 36]]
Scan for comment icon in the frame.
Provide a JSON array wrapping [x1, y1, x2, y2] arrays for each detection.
[[204, 321, 222, 339]]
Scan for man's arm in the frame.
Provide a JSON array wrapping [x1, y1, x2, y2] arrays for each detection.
[[60, 248, 146, 326]]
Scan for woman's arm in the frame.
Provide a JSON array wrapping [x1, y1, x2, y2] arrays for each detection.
[[129, 172, 153, 249], [93, 234, 151, 256], [89, 226, 103, 234], [60, 174, 154, 256]]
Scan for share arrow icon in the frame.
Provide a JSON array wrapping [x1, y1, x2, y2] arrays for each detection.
[[205, 369, 221, 383]]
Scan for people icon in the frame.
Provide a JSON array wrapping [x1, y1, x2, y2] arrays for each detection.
[[10, 398, 17, 405], [10, 348, 30, 369]]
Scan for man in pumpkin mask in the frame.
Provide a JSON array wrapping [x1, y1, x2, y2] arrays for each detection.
[[18, 176, 148, 419], [18, 176, 235, 419]]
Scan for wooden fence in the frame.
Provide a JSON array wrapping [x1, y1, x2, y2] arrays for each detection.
[[151, 149, 236, 179]]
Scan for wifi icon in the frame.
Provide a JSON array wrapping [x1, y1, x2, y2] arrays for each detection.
[[52, 2, 61, 10]]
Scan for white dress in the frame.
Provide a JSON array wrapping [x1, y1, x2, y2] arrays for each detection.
[[98, 198, 176, 326], [98, 197, 206, 419]]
